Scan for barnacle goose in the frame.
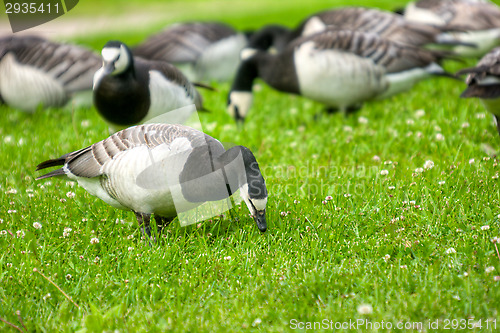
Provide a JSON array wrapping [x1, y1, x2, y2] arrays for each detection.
[[246, 7, 465, 53], [458, 47, 500, 135], [132, 22, 249, 82], [228, 28, 451, 122], [0, 35, 100, 112], [36, 123, 268, 235], [93, 40, 207, 133], [403, 0, 500, 57]]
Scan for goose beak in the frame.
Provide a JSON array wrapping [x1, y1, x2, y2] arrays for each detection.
[[253, 210, 267, 232]]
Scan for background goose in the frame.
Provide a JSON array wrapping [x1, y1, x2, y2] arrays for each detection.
[[229, 28, 451, 122], [93, 40, 206, 133], [132, 22, 249, 82], [403, 0, 500, 57], [246, 7, 464, 54], [0, 35, 101, 112], [458, 47, 500, 135], [36, 123, 268, 235]]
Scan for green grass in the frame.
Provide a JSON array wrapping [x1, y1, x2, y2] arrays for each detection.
[[2, 0, 500, 332]]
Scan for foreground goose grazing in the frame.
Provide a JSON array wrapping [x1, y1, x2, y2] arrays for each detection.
[[93, 41, 207, 133], [403, 0, 500, 57], [228, 28, 451, 122], [0, 35, 101, 112], [246, 7, 463, 53], [36, 124, 268, 235], [458, 47, 500, 135], [132, 22, 249, 82]]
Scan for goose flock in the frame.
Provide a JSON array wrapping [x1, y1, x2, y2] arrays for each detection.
[[2, 0, 500, 236]]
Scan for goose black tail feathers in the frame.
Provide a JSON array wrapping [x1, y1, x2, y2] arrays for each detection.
[[36, 157, 66, 180], [193, 82, 217, 92]]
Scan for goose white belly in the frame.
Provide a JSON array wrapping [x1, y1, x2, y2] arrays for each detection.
[[445, 29, 500, 57], [66, 138, 201, 216], [143, 70, 197, 124], [194, 34, 248, 82], [378, 63, 439, 99], [294, 42, 388, 109], [0, 53, 68, 112]]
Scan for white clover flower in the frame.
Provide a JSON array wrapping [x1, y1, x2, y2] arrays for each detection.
[[481, 225, 490, 231], [66, 192, 75, 198], [33, 222, 42, 229], [436, 133, 445, 141], [280, 211, 288, 216], [357, 304, 373, 315], [469, 158, 475, 164], [372, 155, 381, 162], [423, 160, 434, 169], [462, 122, 470, 128], [383, 254, 390, 262], [90, 237, 99, 244], [406, 119, 415, 125], [128, 247, 134, 252], [400, 265, 408, 269], [344, 193, 352, 198], [16, 230, 25, 238], [380, 170, 389, 176], [6, 188, 17, 194], [445, 247, 457, 254], [343, 126, 353, 132], [415, 109, 426, 118], [388, 186, 395, 190], [485, 266, 495, 274], [358, 116, 369, 124], [415, 167, 424, 173], [438, 181, 445, 185], [224, 256, 231, 261], [325, 195, 333, 201], [66, 274, 72, 279]]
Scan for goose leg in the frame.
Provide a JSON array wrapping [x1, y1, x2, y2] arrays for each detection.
[[134, 211, 153, 239], [155, 215, 174, 234]]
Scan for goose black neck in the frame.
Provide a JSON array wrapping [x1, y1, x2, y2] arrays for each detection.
[[217, 146, 267, 199], [230, 57, 260, 93]]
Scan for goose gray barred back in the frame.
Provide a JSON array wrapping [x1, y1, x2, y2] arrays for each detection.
[[458, 47, 500, 135], [404, 0, 500, 57], [246, 7, 465, 54], [229, 28, 452, 122], [132, 22, 249, 82], [0, 35, 100, 112], [36, 123, 268, 235], [93, 40, 206, 133]]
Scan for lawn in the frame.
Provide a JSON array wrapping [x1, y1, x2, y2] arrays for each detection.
[[1, 0, 500, 332]]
